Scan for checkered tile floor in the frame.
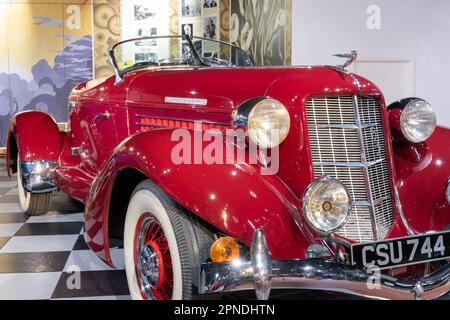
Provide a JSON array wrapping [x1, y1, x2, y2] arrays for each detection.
[[0, 158, 130, 300]]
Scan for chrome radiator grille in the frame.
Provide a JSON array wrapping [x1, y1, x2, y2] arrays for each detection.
[[306, 95, 395, 242]]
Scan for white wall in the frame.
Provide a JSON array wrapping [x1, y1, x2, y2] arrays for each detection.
[[292, 0, 450, 127]]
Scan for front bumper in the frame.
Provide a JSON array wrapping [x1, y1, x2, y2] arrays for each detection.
[[20, 161, 58, 193], [200, 229, 450, 300]]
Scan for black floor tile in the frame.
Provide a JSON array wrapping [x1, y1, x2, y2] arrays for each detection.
[[51, 270, 130, 299], [0, 237, 10, 250], [0, 252, 70, 273], [14, 222, 83, 236], [0, 212, 28, 224], [72, 235, 90, 251], [52, 196, 84, 214], [110, 239, 124, 249]]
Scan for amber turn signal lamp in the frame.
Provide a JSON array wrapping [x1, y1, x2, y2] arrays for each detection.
[[210, 237, 240, 263]]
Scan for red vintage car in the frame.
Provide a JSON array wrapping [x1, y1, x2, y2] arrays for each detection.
[[6, 35, 450, 300]]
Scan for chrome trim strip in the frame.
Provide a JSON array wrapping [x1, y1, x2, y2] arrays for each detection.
[[353, 95, 379, 239], [350, 74, 363, 90], [353, 196, 388, 207], [200, 228, 450, 300], [316, 159, 384, 168], [164, 96, 208, 106], [394, 186, 416, 236], [446, 178, 450, 205], [314, 123, 378, 129], [20, 161, 58, 193]]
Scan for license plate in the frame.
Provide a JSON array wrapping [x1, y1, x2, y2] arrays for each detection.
[[351, 231, 450, 269]]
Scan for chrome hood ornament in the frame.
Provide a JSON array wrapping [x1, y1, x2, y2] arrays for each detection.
[[334, 50, 358, 72], [332, 50, 362, 89]]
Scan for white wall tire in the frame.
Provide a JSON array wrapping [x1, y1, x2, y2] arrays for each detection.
[[124, 180, 214, 300], [17, 164, 31, 212], [17, 155, 52, 216]]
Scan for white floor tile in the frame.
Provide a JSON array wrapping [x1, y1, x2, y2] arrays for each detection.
[[27, 212, 84, 224], [0, 272, 61, 300], [110, 249, 125, 269], [0, 235, 79, 253], [0, 182, 17, 189], [63, 249, 124, 272], [0, 203, 22, 213], [5, 188, 18, 196], [0, 223, 23, 237]]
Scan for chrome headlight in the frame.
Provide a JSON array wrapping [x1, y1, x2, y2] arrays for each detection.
[[303, 176, 352, 234], [400, 99, 436, 143], [233, 98, 291, 149]]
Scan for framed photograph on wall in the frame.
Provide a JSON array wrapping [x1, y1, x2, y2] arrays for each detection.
[[203, 16, 217, 40], [134, 2, 156, 21], [181, 0, 202, 17], [182, 23, 194, 38]]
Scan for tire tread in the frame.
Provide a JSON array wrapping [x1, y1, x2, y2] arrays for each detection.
[[26, 193, 52, 216]]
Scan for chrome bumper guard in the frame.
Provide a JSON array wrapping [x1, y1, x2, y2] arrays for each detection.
[[20, 161, 58, 193], [200, 229, 450, 300]]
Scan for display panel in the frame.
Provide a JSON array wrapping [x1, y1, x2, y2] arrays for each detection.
[[0, 2, 93, 147]]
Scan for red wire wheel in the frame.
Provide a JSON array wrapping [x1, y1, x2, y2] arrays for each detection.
[[134, 213, 174, 300]]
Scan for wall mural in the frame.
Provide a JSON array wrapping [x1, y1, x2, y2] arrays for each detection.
[[0, 1, 94, 147], [93, 0, 121, 78], [230, 0, 292, 66]]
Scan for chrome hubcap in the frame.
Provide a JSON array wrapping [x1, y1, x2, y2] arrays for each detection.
[[134, 213, 173, 300], [139, 244, 160, 289]]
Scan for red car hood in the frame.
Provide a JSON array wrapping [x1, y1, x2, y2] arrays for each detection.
[[125, 66, 382, 114]]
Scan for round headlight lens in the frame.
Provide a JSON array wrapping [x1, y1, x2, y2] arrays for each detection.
[[247, 99, 291, 149], [304, 177, 352, 234], [400, 99, 436, 143]]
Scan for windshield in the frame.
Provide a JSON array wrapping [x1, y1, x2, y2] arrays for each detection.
[[110, 35, 254, 76]]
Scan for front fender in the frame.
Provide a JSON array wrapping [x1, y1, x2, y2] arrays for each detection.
[[7, 111, 63, 176], [395, 126, 450, 233], [85, 129, 314, 266]]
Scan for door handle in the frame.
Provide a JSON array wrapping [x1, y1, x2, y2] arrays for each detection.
[[94, 111, 111, 121]]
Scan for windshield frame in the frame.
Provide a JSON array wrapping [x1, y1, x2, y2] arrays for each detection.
[[109, 35, 254, 84]]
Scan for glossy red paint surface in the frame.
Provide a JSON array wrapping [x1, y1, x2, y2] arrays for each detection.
[[7, 65, 450, 267], [394, 126, 450, 233], [85, 129, 313, 264]]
